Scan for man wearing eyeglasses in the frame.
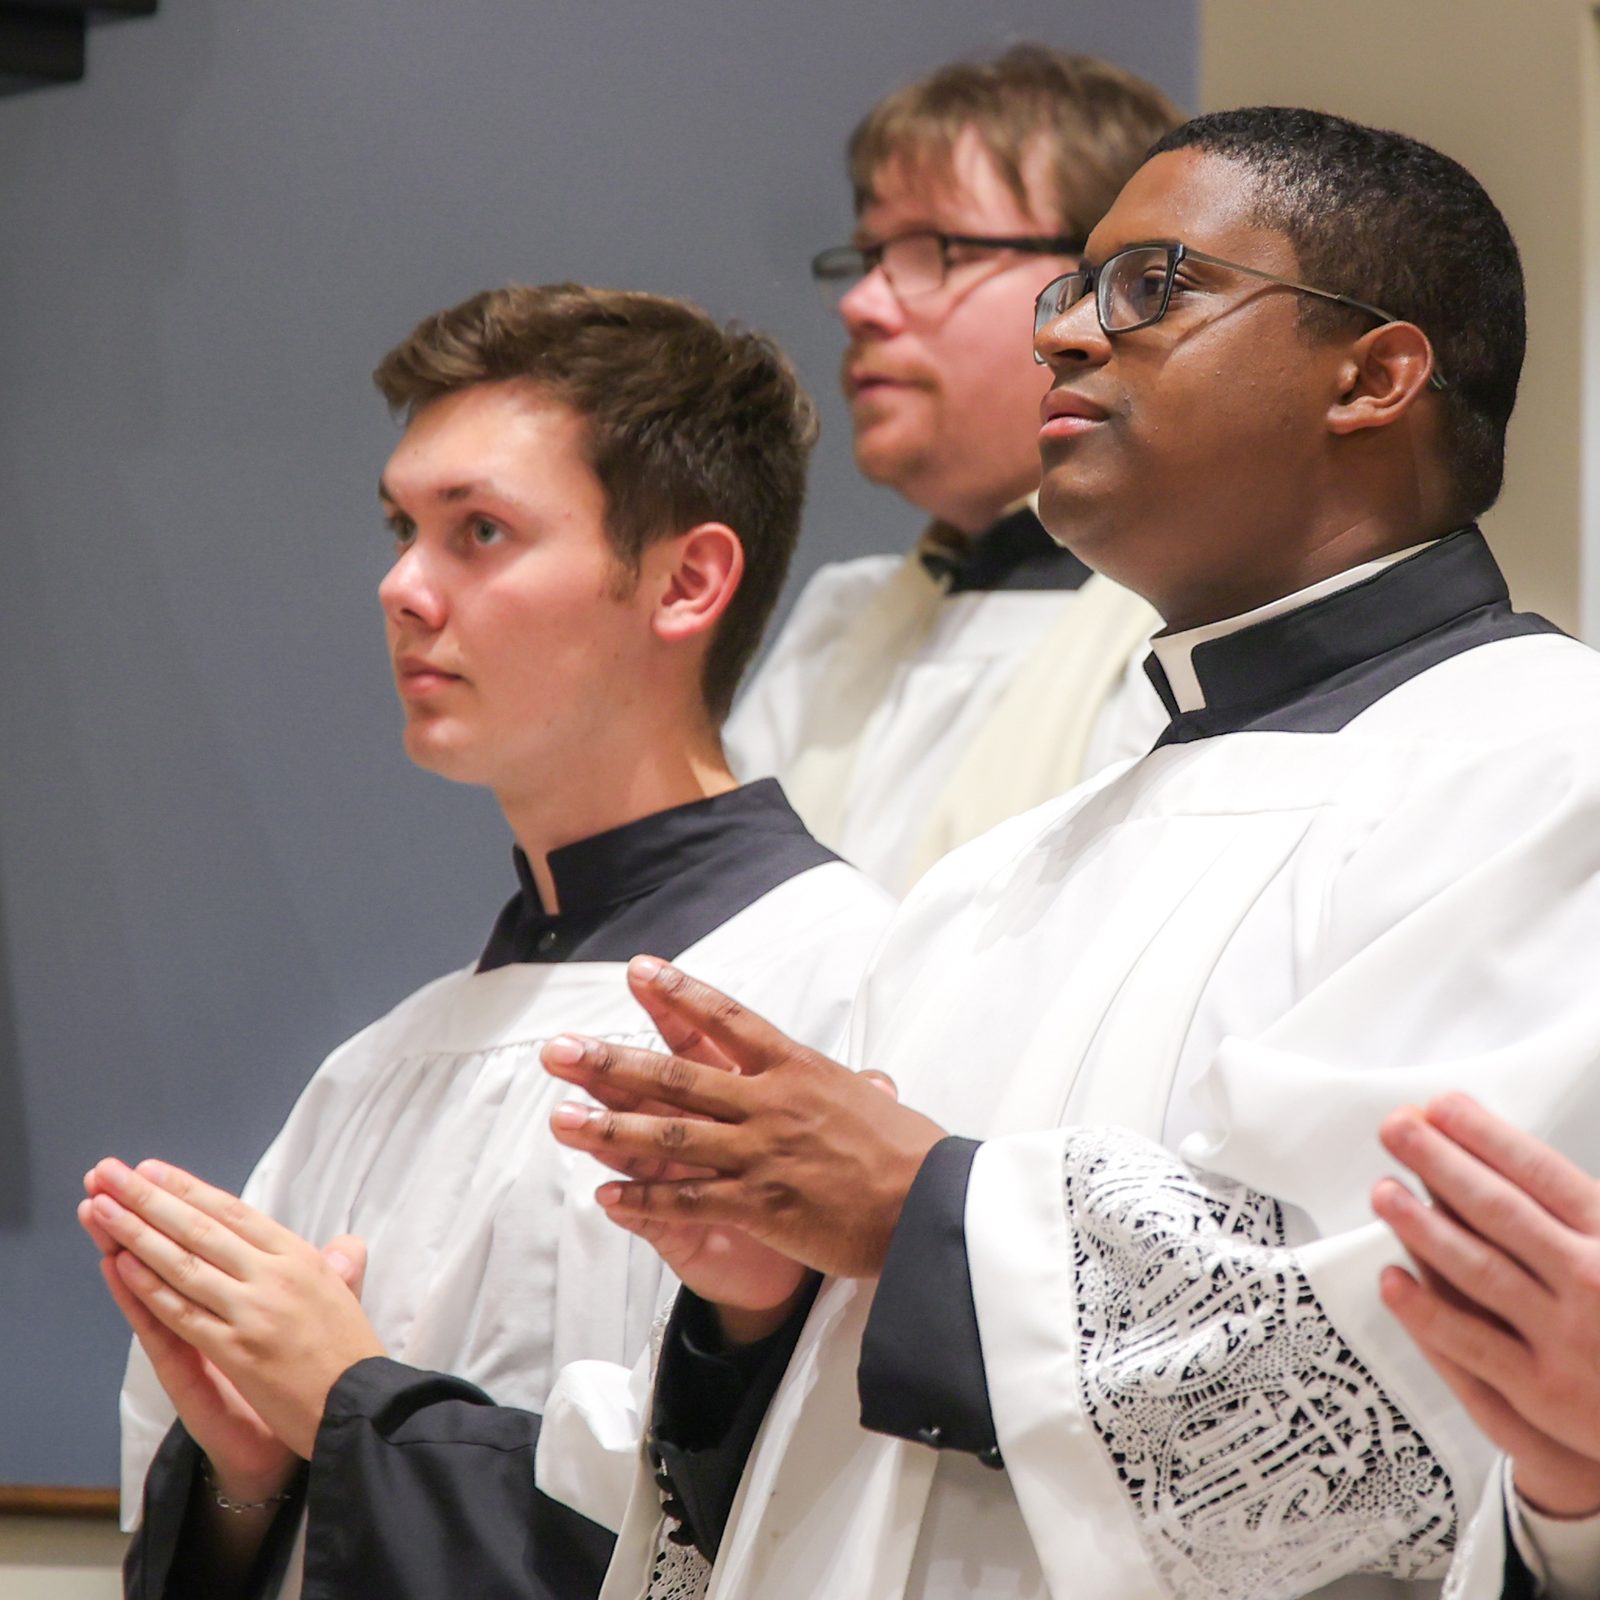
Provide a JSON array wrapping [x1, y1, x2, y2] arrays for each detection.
[[536, 108, 1600, 1600], [723, 45, 1179, 893]]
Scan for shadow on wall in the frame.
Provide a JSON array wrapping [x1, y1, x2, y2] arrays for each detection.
[[0, 867, 31, 1230]]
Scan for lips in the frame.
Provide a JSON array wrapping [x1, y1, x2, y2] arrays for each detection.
[[1039, 387, 1109, 441], [395, 655, 464, 696]]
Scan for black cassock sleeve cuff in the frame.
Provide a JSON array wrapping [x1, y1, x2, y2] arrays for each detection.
[[123, 1420, 303, 1600], [857, 1134, 1002, 1467], [650, 1279, 821, 1563], [301, 1355, 613, 1600], [1500, 1501, 1540, 1600]]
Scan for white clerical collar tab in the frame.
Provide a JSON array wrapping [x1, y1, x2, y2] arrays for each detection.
[[1150, 541, 1438, 714]]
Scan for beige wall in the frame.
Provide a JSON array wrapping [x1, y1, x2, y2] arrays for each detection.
[[0, 1519, 124, 1600], [1201, 0, 1600, 636]]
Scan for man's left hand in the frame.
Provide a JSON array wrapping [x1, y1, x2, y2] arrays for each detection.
[[542, 955, 946, 1281]]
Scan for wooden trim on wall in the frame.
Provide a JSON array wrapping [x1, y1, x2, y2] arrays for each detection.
[[0, 1484, 120, 1519]]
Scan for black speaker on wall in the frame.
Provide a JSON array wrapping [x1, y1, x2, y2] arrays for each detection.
[[0, 0, 158, 97]]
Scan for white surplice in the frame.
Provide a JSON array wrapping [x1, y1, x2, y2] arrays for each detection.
[[119, 848, 893, 1599], [725, 524, 1165, 894], [558, 534, 1600, 1600]]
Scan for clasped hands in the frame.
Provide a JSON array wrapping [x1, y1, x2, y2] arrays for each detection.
[[1374, 1093, 1600, 1519], [81, 951, 944, 1502], [78, 1158, 384, 1504], [544, 954, 947, 1341]]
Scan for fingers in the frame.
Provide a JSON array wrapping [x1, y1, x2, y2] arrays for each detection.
[[542, 1034, 751, 1122], [77, 1196, 119, 1258], [624, 956, 742, 1073], [551, 1102, 743, 1179], [626, 957, 800, 1078], [1379, 1267, 1549, 1448], [1375, 1248, 1530, 1393], [859, 1070, 899, 1101], [321, 1235, 367, 1299], [1424, 1093, 1600, 1235], [595, 1175, 762, 1235], [112, 1244, 231, 1351], [1379, 1110, 1574, 1290], [1373, 1172, 1548, 1331], [89, 1186, 242, 1319], [130, 1161, 291, 1253]]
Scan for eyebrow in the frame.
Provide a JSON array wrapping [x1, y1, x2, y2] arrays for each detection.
[[376, 477, 501, 507], [1082, 235, 1182, 267]]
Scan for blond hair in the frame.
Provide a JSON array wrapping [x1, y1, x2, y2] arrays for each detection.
[[849, 44, 1182, 237]]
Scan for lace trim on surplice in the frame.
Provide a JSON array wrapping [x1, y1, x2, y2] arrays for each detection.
[[1064, 1126, 1457, 1599]]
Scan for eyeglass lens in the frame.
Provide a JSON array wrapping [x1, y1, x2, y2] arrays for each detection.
[[812, 233, 947, 306], [1033, 246, 1178, 344]]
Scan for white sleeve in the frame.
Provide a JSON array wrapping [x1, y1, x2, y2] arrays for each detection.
[[1509, 1465, 1600, 1600], [967, 726, 1600, 1599], [536, 1348, 655, 1534]]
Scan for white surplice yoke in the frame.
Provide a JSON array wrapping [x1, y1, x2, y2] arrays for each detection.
[[559, 531, 1600, 1600], [118, 781, 894, 1600], [725, 506, 1166, 893]]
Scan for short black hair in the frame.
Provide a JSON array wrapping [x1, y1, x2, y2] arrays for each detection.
[[1149, 108, 1524, 520]]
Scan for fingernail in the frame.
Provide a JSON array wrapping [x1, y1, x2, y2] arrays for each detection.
[[551, 1103, 593, 1131], [544, 1035, 587, 1065], [139, 1160, 169, 1183], [597, 1183, 623, 1206], [630, 955, 665, 983]]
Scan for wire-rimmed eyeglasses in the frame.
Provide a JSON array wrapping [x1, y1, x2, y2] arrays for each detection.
[[1032, 242, 1449, 390], [812, 229, 1084, 307]]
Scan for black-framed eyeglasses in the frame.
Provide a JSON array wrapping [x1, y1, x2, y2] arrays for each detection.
[[1032, 242, 1449, 390], [812, 229, 1084, 307]]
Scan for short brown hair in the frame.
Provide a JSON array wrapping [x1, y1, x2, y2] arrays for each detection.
[[849, 44, 1182, 239], [374, 283, 819, 723]]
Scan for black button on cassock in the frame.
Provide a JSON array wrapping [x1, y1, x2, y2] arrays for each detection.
[[536, 929, 559, 955], [915, 1425, 944, 1448]]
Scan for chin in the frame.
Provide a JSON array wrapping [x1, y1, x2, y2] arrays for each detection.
[[852, 425, 926, 491], [402, 725, 485, 786]]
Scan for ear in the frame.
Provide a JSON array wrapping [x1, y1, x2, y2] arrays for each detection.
[[1326, 321, 1441, 437], [647, 521, 745, 645]]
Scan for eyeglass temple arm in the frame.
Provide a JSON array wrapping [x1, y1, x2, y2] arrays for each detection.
[[1177, 246, 1448, 391]]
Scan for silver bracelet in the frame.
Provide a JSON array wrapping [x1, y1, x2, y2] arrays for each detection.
[[200, 1457, 297, 1515]]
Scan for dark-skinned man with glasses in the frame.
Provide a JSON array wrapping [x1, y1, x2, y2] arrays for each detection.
[[536, 108, 1600, 1600], [723, 45, 1179, 894]]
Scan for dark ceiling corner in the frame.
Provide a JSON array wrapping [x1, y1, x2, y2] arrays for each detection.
[[0, 1, 158, 97]]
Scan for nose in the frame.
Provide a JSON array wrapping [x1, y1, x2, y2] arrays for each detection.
[[1032, 286, 1111, 372], [379, 541, 447, 633], [838, 262, 905, 339]]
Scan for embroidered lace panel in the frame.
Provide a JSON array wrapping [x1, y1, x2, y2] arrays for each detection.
[[1063, 1127, 1457, 1599], [644, 1534, 713, 1600]]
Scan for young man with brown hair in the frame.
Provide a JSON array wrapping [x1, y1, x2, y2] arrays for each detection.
[[726, 45, 1181, 892], [90, 283, 894, 1600]]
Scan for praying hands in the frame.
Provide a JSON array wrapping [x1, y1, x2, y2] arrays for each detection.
[[543, 953, 946, 1337], [79, 1159, 383, 1493], [1373, 1093, 1600, 1519]]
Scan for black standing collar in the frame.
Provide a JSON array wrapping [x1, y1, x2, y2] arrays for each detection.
[[477, 779, 837, 970], [1144, 528, 1564, 746], [919, 504, 1091, 595]]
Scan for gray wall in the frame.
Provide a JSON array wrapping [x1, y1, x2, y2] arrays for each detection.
[[0, 0, 1194, 1486]]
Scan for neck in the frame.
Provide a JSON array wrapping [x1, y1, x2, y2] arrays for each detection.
[[1158, 510, 1456, 634], [918, 470, 1039, 539], [496, 724, 736, 913]]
